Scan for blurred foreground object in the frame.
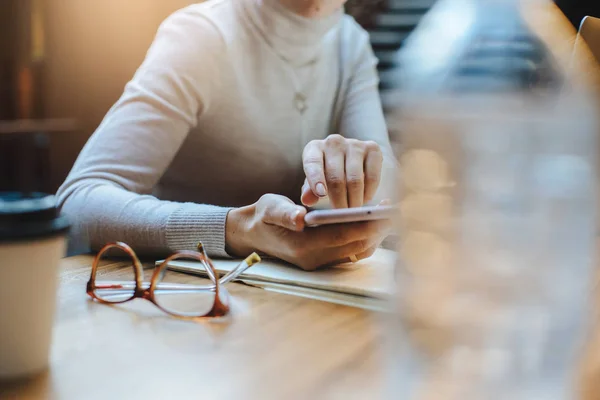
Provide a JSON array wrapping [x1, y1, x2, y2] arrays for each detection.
[[386, 0, 599, 399]]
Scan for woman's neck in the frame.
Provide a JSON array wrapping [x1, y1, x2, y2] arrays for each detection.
[[278, 0, 343, 18], [245, 0, 343, 66]]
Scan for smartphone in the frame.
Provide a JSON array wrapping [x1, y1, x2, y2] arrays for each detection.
[[304, 205, 396, 227]]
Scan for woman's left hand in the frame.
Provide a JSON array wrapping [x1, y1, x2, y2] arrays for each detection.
[[301, 134, 384, 208]]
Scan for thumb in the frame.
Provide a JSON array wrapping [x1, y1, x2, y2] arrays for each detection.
[[259, 194, 307, 232]]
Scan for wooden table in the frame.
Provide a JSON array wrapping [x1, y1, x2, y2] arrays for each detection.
[[1, 256, 387, 400], [0, 252, 598, 400]]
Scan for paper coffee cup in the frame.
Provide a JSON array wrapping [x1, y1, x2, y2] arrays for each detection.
[[0, 193, 69, 379]]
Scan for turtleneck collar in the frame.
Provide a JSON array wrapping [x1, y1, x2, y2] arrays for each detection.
[[243, 0, 343, 67]]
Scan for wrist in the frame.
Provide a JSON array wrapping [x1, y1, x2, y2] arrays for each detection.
[[225, 204, 256, 257]]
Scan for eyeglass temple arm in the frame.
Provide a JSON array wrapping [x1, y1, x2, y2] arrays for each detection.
[[197, 242, 262, 283], [93, 253, 261, 293], [152, 252, 260, 292], [218, 253, 261, 285]]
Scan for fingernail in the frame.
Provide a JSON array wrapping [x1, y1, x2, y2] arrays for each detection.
[[291, 209, 301, 226], [315, 183, 327, 197]]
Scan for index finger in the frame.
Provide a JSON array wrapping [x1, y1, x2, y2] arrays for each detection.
[[303, 141, 328, 198]]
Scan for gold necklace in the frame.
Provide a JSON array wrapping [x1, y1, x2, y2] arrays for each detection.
[[283, 58, 319, 115]]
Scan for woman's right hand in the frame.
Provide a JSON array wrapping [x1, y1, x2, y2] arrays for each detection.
[[225, 194, 390, 271]]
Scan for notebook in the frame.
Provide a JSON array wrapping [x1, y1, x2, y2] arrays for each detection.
[[157, 249, 397, 311]]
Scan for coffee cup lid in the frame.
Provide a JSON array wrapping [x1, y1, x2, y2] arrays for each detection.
[[0, 192, 70, 243]]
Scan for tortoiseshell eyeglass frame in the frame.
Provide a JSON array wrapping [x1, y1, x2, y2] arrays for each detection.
[[86, 241, 261, 320]]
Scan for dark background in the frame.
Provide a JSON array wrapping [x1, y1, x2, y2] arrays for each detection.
[[555, 0, 600, 29]]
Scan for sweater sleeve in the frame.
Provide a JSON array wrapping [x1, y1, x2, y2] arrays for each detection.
[[56, 8, 232, 257], [338, 29, 399, 204]]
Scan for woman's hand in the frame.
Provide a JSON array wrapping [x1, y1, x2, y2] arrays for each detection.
[[301, 134, 384, 209], [226, 194, 391, 271]]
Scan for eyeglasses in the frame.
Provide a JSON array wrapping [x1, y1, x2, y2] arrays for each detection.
[[86, 242, 261, 319]]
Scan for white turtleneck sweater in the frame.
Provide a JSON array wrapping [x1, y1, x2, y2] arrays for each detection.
[[56, 0, 394, 257]]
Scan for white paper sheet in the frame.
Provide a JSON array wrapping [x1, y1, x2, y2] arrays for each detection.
[[157, 249, 397, 306]]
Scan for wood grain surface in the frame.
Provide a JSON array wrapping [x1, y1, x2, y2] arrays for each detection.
[[0, 255, 387, 400], [0, 248, 597, 400]]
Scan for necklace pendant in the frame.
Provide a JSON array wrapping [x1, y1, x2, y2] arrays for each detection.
[[294, 93, 308, 114]]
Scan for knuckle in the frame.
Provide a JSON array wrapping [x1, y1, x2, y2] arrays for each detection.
[[326, 169, 345, 183], [325, 134, 346, 148], [304, 154, 322, 164], [305, 165, 324, 180], [259, 193, 276, 204], [259, 209, 271, 222], [347, 138, 362, 148], [365, 141, 381, 152], [257, 196, 274, 218], [278, 212, 291, 227], [327, 180, 346, 193], [365, 172, 381, 185], [349, 147, 366, 159], [327, 176, 346, 191], [305, 139, 322, 151], [346, 175, 364, 189], [303, 141, 323, 159]]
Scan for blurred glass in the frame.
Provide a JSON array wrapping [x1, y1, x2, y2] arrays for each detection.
[[385, 0, 598, 399]]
